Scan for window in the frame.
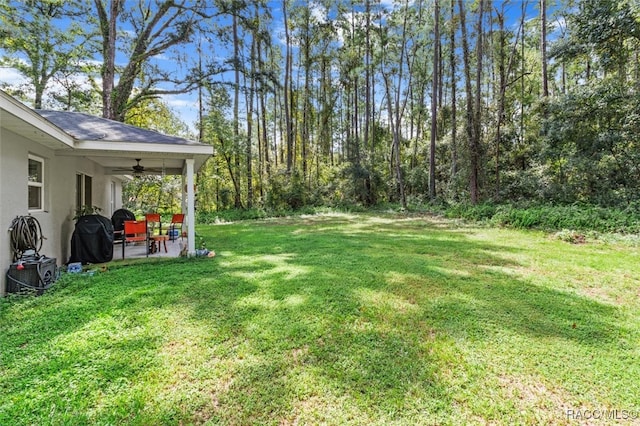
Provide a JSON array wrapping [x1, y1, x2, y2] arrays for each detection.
[[28, 155, 44, 211], [76, 173, 93, 211]]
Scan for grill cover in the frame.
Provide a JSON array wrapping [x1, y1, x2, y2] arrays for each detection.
[[111, 208, 135, 233], [70, 215, 114, 264]]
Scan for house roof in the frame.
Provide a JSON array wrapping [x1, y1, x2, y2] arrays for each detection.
[[1, 90, 213, 174], [0, 90, 74, 150], [1, 90, 205, 254], [36, 110, 200, 146]]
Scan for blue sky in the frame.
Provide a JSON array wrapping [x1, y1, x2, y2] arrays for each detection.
[[160, 0, 548, 133], [1, 0, 549, 135]]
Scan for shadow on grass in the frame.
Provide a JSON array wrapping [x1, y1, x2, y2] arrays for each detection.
[[0, 258, 260, 422], [0, 213, 628, 424], [178, 214, 623, 423]]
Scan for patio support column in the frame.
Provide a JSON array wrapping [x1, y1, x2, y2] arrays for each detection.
[[185, 158, 196, 255], [181, 173, 186, 215]]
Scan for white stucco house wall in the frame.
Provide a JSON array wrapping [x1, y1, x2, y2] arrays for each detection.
[[0, 90, 213, 295]]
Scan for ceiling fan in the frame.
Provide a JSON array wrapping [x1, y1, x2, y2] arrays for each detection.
[[112, 159, 164, 177]]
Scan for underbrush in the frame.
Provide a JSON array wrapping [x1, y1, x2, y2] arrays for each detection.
[[196, 206, 316, 223], [441, 203, 640, 234], [195, 204, 383, 224], [197, 202, 640, 237]]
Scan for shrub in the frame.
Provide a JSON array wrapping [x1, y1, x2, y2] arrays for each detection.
[[442, 203, 640, 234]]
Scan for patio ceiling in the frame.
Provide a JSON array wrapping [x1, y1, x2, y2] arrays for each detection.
[[89, 155, 186, 176], [57, 147, 209, 176]]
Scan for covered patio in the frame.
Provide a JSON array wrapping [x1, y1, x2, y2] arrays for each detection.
[[37, 110, 213, 258]]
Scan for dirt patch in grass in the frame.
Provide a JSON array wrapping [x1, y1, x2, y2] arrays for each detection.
[[497, 374, 587, 425]]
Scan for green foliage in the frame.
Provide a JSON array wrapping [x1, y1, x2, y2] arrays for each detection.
[[73, 205, 102, 220], [543, 79, 640, 205], [569, 0, 640, 75], [444, 203, 498, 221], [125, 97, 193, 139], [197, 208, 269, 223], [443, 203, 640, 234], [499, 166, 550, 202], [323, 163, 384, 208], [264, 170, 308, 210], [5, 0, 640, 212], [405, 165, 430, 197], [122, 175, 182, 217], [0, 0, 96, 109]]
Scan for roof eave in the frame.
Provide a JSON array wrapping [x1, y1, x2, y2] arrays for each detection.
[[70, 140, 213, 156], [0, 91, 74, 149]]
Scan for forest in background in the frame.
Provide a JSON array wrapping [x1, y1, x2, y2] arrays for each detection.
[[2, 0, 640, 216]]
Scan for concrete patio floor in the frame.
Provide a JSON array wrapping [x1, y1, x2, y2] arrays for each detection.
[[114, 237, 187, 260]]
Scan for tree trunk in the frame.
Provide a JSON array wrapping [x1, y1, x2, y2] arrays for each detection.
[[495, 6, 505, 199], [95, 0, 120, 119], [471, 0, 484, 205], [365, 0, 373, 203], [458, 0, 477, 204], [198, 38, 204, 142], [302, 8, 311, 183], [450, 0, 458, 181], [384, 74, 407, 209], [429, 0, 439, 200], [379, 1, 410, 210], [495, 2, 522, 198], [541, 0, 549, 98], [257, 38, 270, 179], [246, 31, 256, 209], [283, 0, 294, 173], [94, 1, 206, 121], [520, 0, 526, 151], [232, 11, 242, 208]]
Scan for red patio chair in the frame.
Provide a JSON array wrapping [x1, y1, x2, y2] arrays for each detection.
[[144, 213, 167, 254], [144, 213, 162, 236], [122, 220, 149, 258], [169, 213, 185, 241]]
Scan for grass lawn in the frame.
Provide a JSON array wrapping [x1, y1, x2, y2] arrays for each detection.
[[1, 212, 639, 425]]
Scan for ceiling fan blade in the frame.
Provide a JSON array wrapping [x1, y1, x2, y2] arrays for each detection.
[[109, 159, 170, 175]]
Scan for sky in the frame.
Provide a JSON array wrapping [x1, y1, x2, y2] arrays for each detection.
[[0, 0, 548, 136], [163, 0, 547, 134]]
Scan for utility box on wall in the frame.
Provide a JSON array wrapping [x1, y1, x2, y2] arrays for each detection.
[[6, 256, 58, 295]]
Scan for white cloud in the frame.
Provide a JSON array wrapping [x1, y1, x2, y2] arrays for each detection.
[[164, 96, 197, 109], [0, 67, 28, 86], [309, 1, 328, 24]]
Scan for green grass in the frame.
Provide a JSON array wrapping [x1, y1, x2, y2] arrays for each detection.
[[2, 212, 640, 425]]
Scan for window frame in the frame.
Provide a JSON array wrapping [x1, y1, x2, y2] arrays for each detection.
[[76, 172, 93, 211], [28, 154, 45, 212]]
